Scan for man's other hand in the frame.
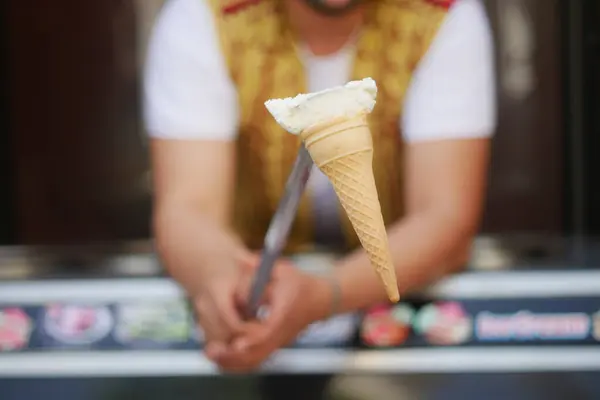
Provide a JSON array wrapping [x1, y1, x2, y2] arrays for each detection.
[[194, 251, 258, 358], [207, 259, 332, 372]]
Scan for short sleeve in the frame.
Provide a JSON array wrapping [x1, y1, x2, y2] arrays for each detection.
[[143, 0, 239, 140], [402, 0, 497, 143]]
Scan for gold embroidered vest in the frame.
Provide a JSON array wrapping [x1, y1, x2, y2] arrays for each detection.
[[208, 0, 450, 252]]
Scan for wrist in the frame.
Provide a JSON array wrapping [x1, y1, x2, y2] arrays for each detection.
[[307, 274, 341, 322], [331, 258, 391, 312]]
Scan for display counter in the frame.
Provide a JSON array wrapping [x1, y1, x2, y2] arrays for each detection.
[[0, 237, 600, 377]]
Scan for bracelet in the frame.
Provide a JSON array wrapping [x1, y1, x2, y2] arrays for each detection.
[[324, 274, 342, 319]]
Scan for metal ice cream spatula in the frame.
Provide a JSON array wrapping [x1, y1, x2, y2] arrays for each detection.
[[246, 145, 313, 318]]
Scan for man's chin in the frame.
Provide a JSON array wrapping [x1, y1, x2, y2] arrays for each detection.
[[302, 0, 363, 17]]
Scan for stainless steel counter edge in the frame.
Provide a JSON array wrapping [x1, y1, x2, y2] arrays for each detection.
[[2, 270, 600, 303], [1, 347, 600, 376]]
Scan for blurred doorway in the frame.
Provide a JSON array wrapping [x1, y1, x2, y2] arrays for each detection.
[[580, 0, 600, 235], [0, 0, 14, 245], [5, 0, 150, 245], [482, 0, 564, 234]]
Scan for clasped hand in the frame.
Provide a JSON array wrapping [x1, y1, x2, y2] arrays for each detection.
[[194, 252, 331, 372]]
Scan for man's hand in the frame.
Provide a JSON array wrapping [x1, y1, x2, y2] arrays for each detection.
[[206, 259, 333, 372], [194, 251, 258, 356]]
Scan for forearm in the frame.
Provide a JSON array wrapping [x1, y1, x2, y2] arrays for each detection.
[[333, 211, 474, 313], [154, 205, 244, 296]]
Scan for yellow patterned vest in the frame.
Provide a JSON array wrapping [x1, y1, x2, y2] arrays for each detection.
[[208, 0, 450, 252]]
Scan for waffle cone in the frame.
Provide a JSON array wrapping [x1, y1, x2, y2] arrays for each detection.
[[300, 114, 400, 302]]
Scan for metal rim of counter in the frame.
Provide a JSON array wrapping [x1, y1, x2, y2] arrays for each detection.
[[2, 271, 600, 303], [1, 347, 600, 377]]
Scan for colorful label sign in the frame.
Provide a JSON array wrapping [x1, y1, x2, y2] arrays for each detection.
[[413, 302, 473, 345], [43, 304, 113, 345], [113, 301, 191, 345], [593, 311, 600, 341], [0, 308, 32, 351], [361, 304, 414, 347], [475, 311, 591, 341]]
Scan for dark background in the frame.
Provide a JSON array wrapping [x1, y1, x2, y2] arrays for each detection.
[[0, 0, 13, 245], [581, 0, 600, 234], [2, 0, 149, 245]]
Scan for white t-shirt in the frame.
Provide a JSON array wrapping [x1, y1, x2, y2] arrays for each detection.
[[144, 0, 496, 244]]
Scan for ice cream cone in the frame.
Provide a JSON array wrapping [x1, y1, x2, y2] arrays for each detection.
[[300, 114, 400, 302]]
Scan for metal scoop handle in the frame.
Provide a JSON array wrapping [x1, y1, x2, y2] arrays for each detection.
[[245, 145, 313, 318]]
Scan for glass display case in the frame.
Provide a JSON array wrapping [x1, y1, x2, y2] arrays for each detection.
[[1, 241, 600, 399], [1, 239, 600, 375]]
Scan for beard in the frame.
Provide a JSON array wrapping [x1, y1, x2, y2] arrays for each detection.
[[302, 0, 363, 17]]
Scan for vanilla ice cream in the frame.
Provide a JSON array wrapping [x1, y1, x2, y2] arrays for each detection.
[[264, 77, 377, 134]]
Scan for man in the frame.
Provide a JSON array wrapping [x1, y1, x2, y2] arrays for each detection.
[[145, 0, 494, 381]]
